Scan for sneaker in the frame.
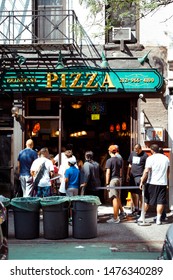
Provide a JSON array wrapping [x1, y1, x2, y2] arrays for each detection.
[[156, 217, 162, 225], [132, 210, 141, 217], [119, 212, 127, 220], [153, 216, 168, 222], [106, 217, 120, 224], [137, 210, 141, 216], [137, 216, 143, 222]]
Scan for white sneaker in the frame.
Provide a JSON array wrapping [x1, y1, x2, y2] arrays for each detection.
[[156, 219, 162, 225], [137, 216, 143, 222], [107, 217, 120, 224]]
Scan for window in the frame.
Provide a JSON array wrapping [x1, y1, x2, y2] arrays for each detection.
[[106, 1, 138, 44], [37, 0, 65, 43]]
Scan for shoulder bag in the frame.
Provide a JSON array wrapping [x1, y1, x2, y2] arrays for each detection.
[[30, 162, 46, 196]]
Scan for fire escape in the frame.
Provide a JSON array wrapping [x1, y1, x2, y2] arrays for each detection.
[[0, 8, 101, 75]]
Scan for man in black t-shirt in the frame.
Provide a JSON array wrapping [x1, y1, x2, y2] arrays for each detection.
[[80, 151, 101, 196], [105, 145, 124, 223], [126, 144, 148, 216]]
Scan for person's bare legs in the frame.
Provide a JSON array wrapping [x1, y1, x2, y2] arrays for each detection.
[[156, 204, 164, 224], [138, 194, 142, 212], [131, 193, 139, 212], [138, 202, 149, 222], [112, 197, 119, 219]]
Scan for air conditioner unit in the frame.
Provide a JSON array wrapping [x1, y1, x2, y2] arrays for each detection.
[[112, 27, 131, 41]]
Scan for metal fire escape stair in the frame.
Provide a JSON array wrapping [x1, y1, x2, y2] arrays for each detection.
[[0, 9, 101, 71]]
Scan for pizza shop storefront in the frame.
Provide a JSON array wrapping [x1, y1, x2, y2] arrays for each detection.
[[0, 67, 165, 198]]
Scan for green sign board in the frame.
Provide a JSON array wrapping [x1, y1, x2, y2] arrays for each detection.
[[2, 67, 163, 95]]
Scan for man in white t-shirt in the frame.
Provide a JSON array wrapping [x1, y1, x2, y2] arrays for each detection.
[[30, 147, 54, 197], [139, 144, 170, 225], [57, 150, 77, 196]]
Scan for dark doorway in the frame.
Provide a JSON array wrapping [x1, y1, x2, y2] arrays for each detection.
[[62, 98, 130, 162], [26, 96, 131, 161], [0, 130, 13, 197]]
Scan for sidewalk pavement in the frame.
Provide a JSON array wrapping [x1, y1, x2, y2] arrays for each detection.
[[7, 205, 173, 260]]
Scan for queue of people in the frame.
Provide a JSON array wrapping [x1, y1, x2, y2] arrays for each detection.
[[16, 139, 170, 225]]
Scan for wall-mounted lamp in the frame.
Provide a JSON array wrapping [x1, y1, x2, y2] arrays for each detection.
[[139, 93, 144, 99], [54, 130, 59, 136], [71, 101, 82, 109], [31, 131, 37, 137], [11, 106, 25, 131], [115, 123, 120, 131], [12, 51, 26, 65], [32, 122, 40, 133], [51, 129, 59, 137], [100, 51, 109, 68], [122, 122, 127, 131], [56, 50, 65, 69], [138, 50, 151, 65], [11, 106, 19, 118], [109, 124, 115, 133], [16, 55, 26, 65], [110, 122, 127, 132]]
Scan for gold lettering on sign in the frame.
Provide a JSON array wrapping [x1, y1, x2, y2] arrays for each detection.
[[60, 74, 67, 88], [100, 73, 115, 88], [46, 73, 58, 88], [70, 73, 83, 88], [85, 73, 98, 88]]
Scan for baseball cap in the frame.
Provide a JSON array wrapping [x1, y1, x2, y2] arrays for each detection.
[[68, 158, 76, 165], [108, 145, 117, 153]]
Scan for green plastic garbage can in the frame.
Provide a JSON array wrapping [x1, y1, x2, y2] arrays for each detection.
[[71, 196, 101, 239], [40, 196, 70, 240], [0, 196, 10, 238], [10, 197, 41, 239]]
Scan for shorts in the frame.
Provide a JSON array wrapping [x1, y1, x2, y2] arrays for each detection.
[[130, 176, 142, 195], [108, 178, 120, 199], [66, 188, 78, 196], [144, 184, 167, 206], [36, 186, 51, 197]]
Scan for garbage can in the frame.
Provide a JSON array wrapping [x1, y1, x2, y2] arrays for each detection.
[[0, 196, 10, 238], [71, 196, 101, 239], [10, 197, 41, 239], [40, 196, 70, 240]]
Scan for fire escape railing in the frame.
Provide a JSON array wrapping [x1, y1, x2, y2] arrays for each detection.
[[0, 9, 100, 59], [0, 9, 78, 45]]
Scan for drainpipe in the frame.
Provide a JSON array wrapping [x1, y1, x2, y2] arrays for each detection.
[[168, 93, 173, 211], [58, 98, 62, 166]]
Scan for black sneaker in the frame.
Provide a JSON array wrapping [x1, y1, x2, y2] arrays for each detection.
[[131, 210, 138, 216], [119, 212, 127, 220]]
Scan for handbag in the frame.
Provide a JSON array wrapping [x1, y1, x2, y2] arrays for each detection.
[[30, 162, 46, 196]]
